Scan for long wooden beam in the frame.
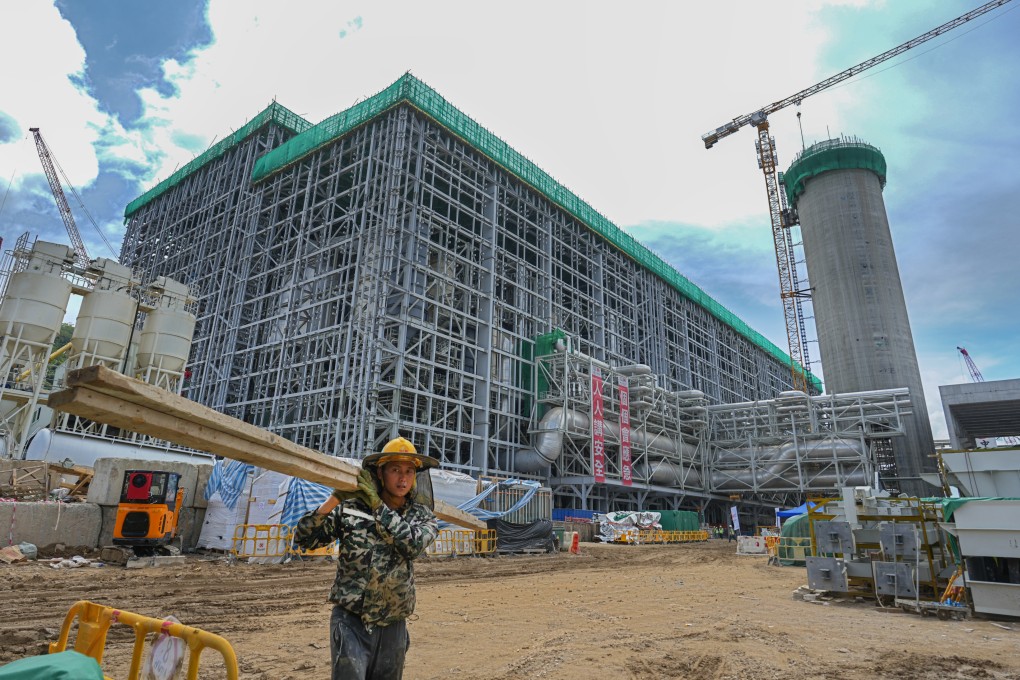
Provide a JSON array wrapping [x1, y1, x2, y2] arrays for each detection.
[[49, 368, 484, 529]]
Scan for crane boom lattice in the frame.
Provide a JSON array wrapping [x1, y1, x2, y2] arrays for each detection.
[[30, 127, 90, 267]]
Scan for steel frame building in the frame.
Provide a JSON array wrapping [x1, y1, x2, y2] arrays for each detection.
[[121, 75, 856, 513]]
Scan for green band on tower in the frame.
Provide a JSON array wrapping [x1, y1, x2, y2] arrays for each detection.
[[784, 138, 887, 210]]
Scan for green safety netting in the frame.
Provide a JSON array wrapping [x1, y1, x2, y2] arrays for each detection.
[[784, 138, 886, 210], [124, 101, 311, 218], [252, 74, 818, 389]]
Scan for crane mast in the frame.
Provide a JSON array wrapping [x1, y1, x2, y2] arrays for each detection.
[[701, 0, 1014, 393], [30, 127, 90, 267]]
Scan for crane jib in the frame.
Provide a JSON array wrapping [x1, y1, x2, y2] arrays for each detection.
[[701, 0, 1014, 149]]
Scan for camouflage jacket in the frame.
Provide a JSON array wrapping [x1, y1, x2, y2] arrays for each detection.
[[294, 497, 438, 627]]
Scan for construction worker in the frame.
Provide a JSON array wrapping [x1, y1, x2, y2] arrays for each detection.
[[294, 436, 440, 680]]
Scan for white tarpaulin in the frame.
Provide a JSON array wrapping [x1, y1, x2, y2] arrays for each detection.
[[597, 511, 661, 542]]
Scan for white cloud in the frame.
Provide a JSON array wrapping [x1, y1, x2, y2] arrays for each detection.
[[125, 0, 871, 226], [0, 1, 147, 214]]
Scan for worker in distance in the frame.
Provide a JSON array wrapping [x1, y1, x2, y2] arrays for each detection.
[[294, 436, 440, 680]]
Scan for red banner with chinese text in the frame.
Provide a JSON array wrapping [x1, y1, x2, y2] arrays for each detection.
[[591, 367, 606, 483], [618, 375, 632, 486]]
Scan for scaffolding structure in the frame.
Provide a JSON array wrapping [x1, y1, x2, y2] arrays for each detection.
[[706, 389, 912, 506], [121, 75, 839, 512]]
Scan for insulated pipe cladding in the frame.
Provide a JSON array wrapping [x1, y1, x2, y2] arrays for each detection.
[[515, 406, 698, 479]]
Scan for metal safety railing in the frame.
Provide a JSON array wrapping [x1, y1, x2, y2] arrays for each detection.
[[50, 600, 239, 680], [776, 536, 813, 564], [231, 523, 339, 559], [426, 529, 497, 557], [615, 529, 709, 544], [231, 524, 494, 560]]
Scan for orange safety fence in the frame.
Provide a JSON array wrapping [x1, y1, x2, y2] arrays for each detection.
[[50, 600, 239, 680]]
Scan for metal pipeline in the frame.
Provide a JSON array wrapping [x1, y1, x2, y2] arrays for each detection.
[[632, 458, 703, 486], [710, 438, 867, 489], [516, 406, 699, 475]]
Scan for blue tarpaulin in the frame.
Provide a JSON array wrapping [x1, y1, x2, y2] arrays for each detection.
[[776, 502, 816, 520]]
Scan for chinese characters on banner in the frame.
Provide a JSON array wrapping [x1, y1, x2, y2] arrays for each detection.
[[618, 375, 633, 486], [591, 367, 606, 483]]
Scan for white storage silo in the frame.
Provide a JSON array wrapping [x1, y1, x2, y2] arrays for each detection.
[[70, 258, 140, 369], [0, 241, 74, 350], [135, 276, 196, 391], [0, 240, 74, 459]]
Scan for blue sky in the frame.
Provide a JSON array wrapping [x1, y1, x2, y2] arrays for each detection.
[[1, 1, 1017, 440]]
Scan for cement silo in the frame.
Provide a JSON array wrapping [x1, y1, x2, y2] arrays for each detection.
[[0, 240, 74, 457], [70, 258, 140, 370], [135, 276, 196, 392], [784, 138, 935, 495]]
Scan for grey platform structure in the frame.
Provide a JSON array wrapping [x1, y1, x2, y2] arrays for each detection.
[[939, 378, 1020, 450], [784, 138, 936, 496], [119, 75, 908, 513]]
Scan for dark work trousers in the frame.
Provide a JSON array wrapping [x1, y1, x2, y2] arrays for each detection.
[[330, 605, 409, 680]]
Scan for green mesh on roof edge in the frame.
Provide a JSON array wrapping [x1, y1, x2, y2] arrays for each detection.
[[124, 102, 312, 218], [784, 138, 886, 210], [252, 74, 820, 391]]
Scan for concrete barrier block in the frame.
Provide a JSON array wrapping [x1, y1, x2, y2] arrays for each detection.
[[87, 458, 209, 507], [193, 463, 214, 509], [0, 502, 102, 550]]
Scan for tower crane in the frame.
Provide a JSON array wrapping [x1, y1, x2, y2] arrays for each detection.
[[30, 127, 91, 268], [957, 346, 985, 383], [956, 346, 1020, 446], [702, 0, 1014, 393]]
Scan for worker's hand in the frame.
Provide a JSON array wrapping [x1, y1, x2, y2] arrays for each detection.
[[357, 468, 382, 510]]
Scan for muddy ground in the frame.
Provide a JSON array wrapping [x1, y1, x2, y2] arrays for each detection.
[[1, 540, 1018, 679]]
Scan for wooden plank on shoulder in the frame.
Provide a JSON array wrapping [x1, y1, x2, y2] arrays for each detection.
[[47, 383, 485, 529], [66, 366, 328, 464]]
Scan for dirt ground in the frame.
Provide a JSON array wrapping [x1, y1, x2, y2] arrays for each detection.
[[1, 540, 1018, 679]]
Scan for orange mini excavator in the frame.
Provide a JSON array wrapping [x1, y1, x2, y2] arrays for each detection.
[[112, 470, 185, 555]]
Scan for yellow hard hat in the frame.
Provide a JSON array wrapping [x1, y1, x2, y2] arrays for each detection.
[[382, 437, 417, 455], [363, 436, 440, 470]]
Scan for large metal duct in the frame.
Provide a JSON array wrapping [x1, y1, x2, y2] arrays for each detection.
[[711, 439, 867, 490], [785, 138, 935, 494], [516, 406, 698, 480]]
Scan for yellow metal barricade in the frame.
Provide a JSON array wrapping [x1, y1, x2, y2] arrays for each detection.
[[232, 523, 339, 559], [777, 536, 812, 564], [620, 529, 708, 544], [232, 523, 291, 559], [50, 600, 239, 680], [427, 528, 497, 556], [677, 530, 709, 542], [473, 529, 496, 555]]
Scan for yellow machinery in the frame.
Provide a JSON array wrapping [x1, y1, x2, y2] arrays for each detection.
[[112, 470, 184, 552]]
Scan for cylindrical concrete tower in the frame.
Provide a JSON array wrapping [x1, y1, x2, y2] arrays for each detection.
[[784, 138, 935, 495]]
